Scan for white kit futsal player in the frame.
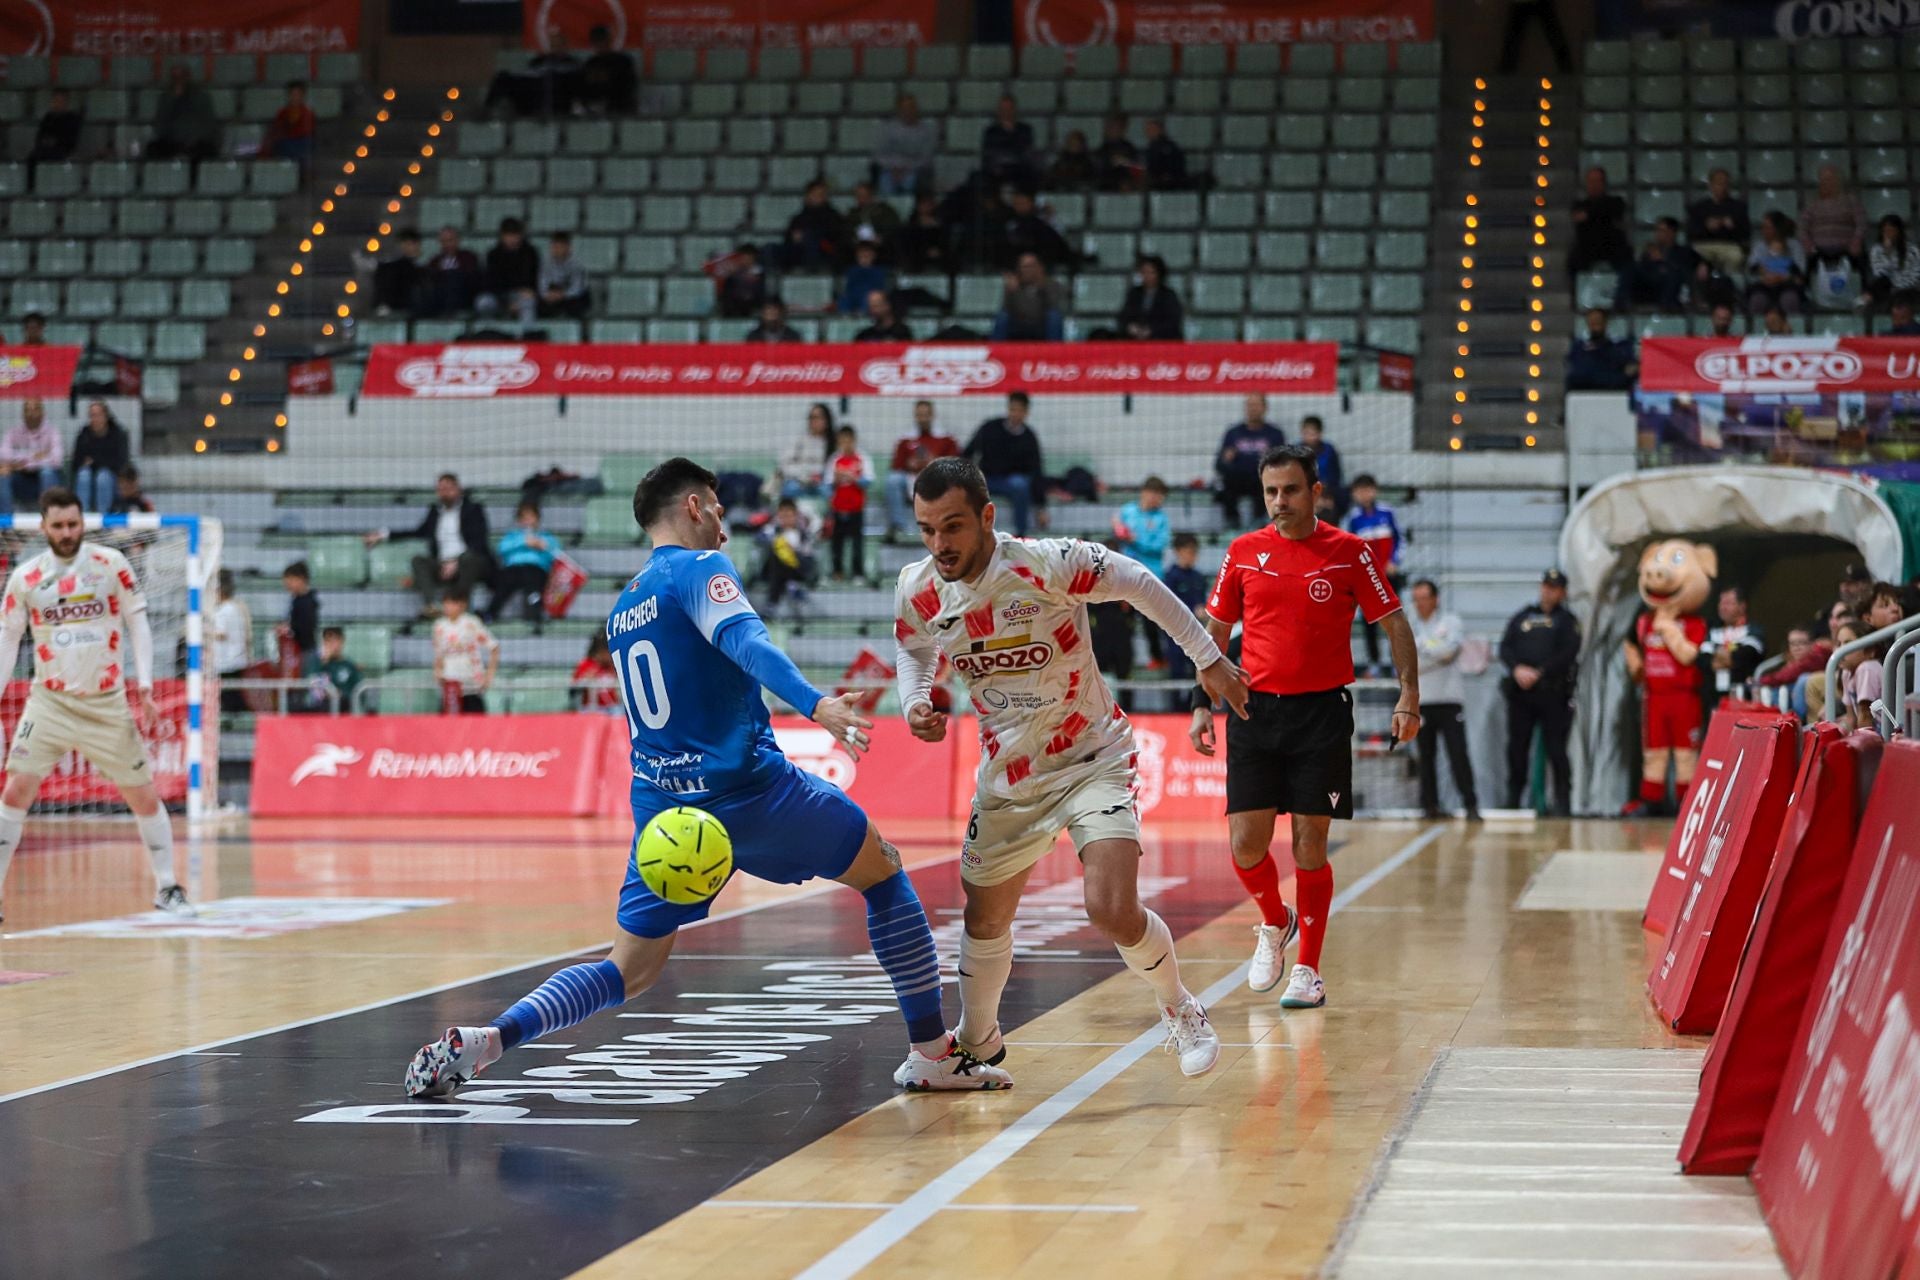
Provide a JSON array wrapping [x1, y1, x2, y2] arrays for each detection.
[[0, 489, 191, 921], [895, 458, 1251, 1079]]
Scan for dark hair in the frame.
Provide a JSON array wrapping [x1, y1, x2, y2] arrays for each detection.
[[283, 560, 311, 581], [515, 500, 540, 520], [398, 226, 421, 242], [38, 486, 80, 516], [443, 586, 470, 605], [914, 398, 932, 410], [1007, 389, 1031, 408], [1872, 581, 1906, 609], [1657, 215, 1681, 232], [438, 471, 459, 486], [499, 217, 524, 235], [764, 296, 786, 312], [1299, 414, 1323, 432], [1881, 213, 1909, 261], [586, 632, 610, 659], [913, 456, 990, 513], [1141, 475, 1168, 494], [1257, 443, 1318, 487], [1412, 577, 1439, 597], [808, 402, 836, 428], [1720, 583, 1748, 603], [1787, 624, 1813, 639], [287, 78, 307, 92], [634, 456, 718, 529], [776, 496, 799, 512], [321, 625, 345, 642], [1171, 532, 1200, 552], [217, 568, 235, 594], [117, 464, 139, 483], [22, 311, 45, 325], [1136, 253, 1168, 281], [550, 230, 572, 246], [836, 425, 857, 440], [1350, 472, 1379, 489]]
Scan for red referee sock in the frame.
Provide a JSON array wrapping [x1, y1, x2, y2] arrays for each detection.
[[1233, 854, 1292, 929], [1295, 863, 1334, 970]]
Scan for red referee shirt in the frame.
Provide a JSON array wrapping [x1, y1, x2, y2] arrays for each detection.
[[1207, 521, 1402, 694]]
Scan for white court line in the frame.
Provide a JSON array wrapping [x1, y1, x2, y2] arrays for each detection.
[[714, 1200, 1137, 1214], [792, 824, 1448, 1280]]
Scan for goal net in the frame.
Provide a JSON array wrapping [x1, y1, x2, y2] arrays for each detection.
[[0, 513, 221, 821]]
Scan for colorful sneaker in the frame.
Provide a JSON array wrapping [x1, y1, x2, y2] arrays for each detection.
[[1161, 996, 1220, 1077], [893, 1034, 1013, 1091], [1279, 964, 1327, 1010], [154, 885, 196, 917], [956, 1021, 1007, 1067], [404, 1025, 500, 1099], [1248, 911, 1297, 993]]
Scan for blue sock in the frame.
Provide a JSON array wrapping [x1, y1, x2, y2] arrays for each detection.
[[863, 869, 947, 1046], [489, 958, 626, 1051]]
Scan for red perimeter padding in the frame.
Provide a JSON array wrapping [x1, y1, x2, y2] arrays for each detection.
[[1753, 739, 1920, 1279], [1648, 708, 1799, 1033], [1644, 702, 1776, 935], [1679, 726, 1878, 1173]]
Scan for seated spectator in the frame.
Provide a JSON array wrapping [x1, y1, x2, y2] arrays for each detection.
[[1707, 302, 1737, 336], [776, 403, 835, 498], [374, 228, 426, 316], [779, 180, 847, 271], [263, 80, 315, 172], [492, 500, 556, 627], [846, 182, 901, 248], [1300, 413, 1346, 519], [576, 25, 637, 115], [0, 398, 65, 515], [1214, 394, 1286, 526], [1761, 303, 1794, 335], [838, 238, 893, 314], [890, 192, 950, 273], [1047, 130, 1095, 191], [484, 25, 581, 117], [572, 634, 620, 711], [745, 298, 806, 342], [1117, 254, 1185, 340], [70, 399, 131, 515], [1865, 214, 1920, 310], [939, 176, 1011, 273], [363, 472, 494, 620], [1686, 168, 1750, 278], [478, 217, 540, 325], [1888, 293, 1920, 336], [1746, 212, 1806, 315], [981, 95, 1037, 188], [1095, 113, 1141, 191], [433, 588, 499, 715], [1142, 118, 1189, 191], [310, 626, 364, 715], [29, 88, 81, 165], [753, 498, 819, 620], [873, 94, 937, 197], [1566, 308, 1638, 390], [1631, 216, 1700, 312], [17, 313, 46, 347], [1800, 163, 1867, 278], [713, 243, 767, 318], [1867, 580, 1905, 632], [537, 231, 590, 318], [965, 390, 1048, 535], [1757, 624, 1830, 720], [1568, 166, 1632, 310], [111, 464, 154, 515], [424, 226, 483, 316], [884, 399, 959, 540], [148, 64, 220, 163], [854, 290, 913, 342], [1000, 188, 1077, 271], [993, 252, 1066, 341]]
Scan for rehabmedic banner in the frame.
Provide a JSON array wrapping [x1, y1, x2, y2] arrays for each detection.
[[2, 0, 358, 57]]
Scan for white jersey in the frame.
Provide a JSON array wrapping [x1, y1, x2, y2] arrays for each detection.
[[432, 613, 497, 684], [895, 533, 1218, 804], [1, 544, 144, 697]]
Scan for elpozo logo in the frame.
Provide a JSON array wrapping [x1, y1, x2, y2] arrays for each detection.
[[1695, 346, 1862, 388], [859, 346, 1005, 397], [0, 356, 41, 388], [395, 345, 541, 397]]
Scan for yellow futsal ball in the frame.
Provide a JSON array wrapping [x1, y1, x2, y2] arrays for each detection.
[[634, 806, 734, 904]]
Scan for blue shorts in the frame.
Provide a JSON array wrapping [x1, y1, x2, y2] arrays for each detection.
[[617, 762, 869, 938]]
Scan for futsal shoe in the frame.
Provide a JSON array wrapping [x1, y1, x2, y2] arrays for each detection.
[[1248, 911, 1298, 993], [154, 885, 196, 916], [893, 1035, 1014, 1091], [1279, 964, 1326, 1010], [956, 1021, 1007, 1067], [1161, 996, 1220, 1077], [405, 1025, 499, 1099]]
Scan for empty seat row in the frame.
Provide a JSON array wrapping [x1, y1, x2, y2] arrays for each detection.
[[0, 85, 343, 124], [1617, 185, 1914, 228], [4, 281, 230, 321], [2, 158, 299, 199], [1584, 35, 1916, 76], [1584, 109, 1920, 149], [1577, 146, 1915, 189], [0, 51, 360, 90], [1583, 71, 1920, 111], [3, 196, 278, 238], [0, 237, 255, 278]]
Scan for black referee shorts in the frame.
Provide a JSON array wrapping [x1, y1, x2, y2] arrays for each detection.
[[1225, 687, 1355, 819]]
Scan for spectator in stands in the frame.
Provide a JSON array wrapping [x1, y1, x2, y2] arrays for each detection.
[[1839, 564, 1876, 618], [1889, 294, 1920, 336], [827, 426, 873, 582], [1687, 168, 1750, 278], [69, 400, 130, 514], [1001, 189, 1077, 271], [965, 390, 1047, 535], [1142, 118, 1189, 191], [0, 398, 64, 514], [374, 228, 426, 316], [1116, 254, 1185, 340], [1800, 164, 1868, 279], [307, 627, 364, 714], [776, 403, 835, 499], [993, 252, 1067, 341], [714, 243, 767, 319], [1865, 215, 1920, 311], [1115, 476, 1172, 667], [1095, 113, 1141, 191], [1699, 584, 1766, 711], [1214, 394, 1287, 527], [1498, 0, 1572, 72], [874, 94, 937, 197], [1566, 309, 1638, 390], [571, 634, 620, 711], [855, 290, 913, 342], [424, 226, 483, 317], [1747, 212, 1807, 315], [1300, 414, 1347, 519], [364, 472, 494, 620], [485, 24, 581, 117], [1410, 579, 1480, 820], [1821, 619, 1862, 726], [780, 179, 847, 272], [433, 588, 498, 714], [754, 498, 819, 620], [147, 64, 220, 164], [212, 570, 253, 714], [885, 400, 959, 541], [492, 501, 556, 628], [1047, 130, 1095, 191], [1707, 303, 1738, 337], [1162, 532, 1210, 697], [280, 561, 320, 676], [1867, 581, 1906, 631], [891, 193, 950, 273], [263, 80, 315, 173], [746, 298, 805, 343], [846, 182, 901, 249], [535, 232, 591, 319], [111, 465, 153, 514], [982, 94, 1037, 188], [1344, 474, 1406, 677], [1087, 538, 1136, 710], [17, 313, 46, 347], [838, 238, 893, 314], [1631, 217, 1701, 313], [1761, 304, 1794, 335], [29, 88, 81, 166], [1567, 167, 1632, 310], [576, 25, 637, 115], [1756, 625, 1828, 720], [477, 218, 540, 325]]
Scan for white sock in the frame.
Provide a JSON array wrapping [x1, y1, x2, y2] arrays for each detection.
[[1115, 909, 1190, 1009], [956, 929, 1015, 1046], [136, 810, 177, 890], [0, 804, 24, 897]]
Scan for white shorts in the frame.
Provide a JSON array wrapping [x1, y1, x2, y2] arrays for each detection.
[[960, 755, 1140, 887], [8, 687, 153, 787]]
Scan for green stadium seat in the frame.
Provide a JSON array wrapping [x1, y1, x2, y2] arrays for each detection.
[[9, 282, 58, 316], [1865, 188, 1912, 220], [308, 538, 367, 589], [1203, 193, 1256, 229], [92, 321, 145, 358], [912, 45, 961, 77], [1854, 74, 1899, 107], [1637, 150, 1684, 186], [1397, 43, 1442, 74], [600, 158, 651, 194], [150, 322, 205, 362], [178, 280, 230, 318], [0, 241, 27, 278], [1137, 233, 1194, 270], [1584, 78, 1628, 110], [561, 120, 612, 156], [0, 164, 22, 198], [1369, 273, 1423, 313], [653, 157, 705, 192], [1585, 41, 1630, 76], [781, 118, 830, 154], [1634, 40, 1684, 73], [8, 200, 55, 237], [1244, 317, 1300, 341], [1847, 38, 1896, 70], [1185, 318, 1239, 341], [766, 156, 817, 191], [264, 53, 310, 82], [240, 86, 283, 120], [439, 158, 485, 194], [1321, 191, 1372, 226], [965, 45, 1012, 78], [1342, 43, 1388, 75], [57, 55, 103, 87], [61, 199, 111, 235], [574, 235, 619, 274], [1383, 151, 1434, 189], [1743, 38, 1790, 71], [584, 497, 639, 544], [1858, 110, 1905, 145], [140, 366, 179, 408], [1796, 38, 1844, 71], [585, 197, 638, 234], [492, 157, 542, 194], [109, 57, 155, 88], [1290, 44, 1335, 74], [617, 120, 667, 154], [1391, 77, 1439, 111], [848, 82, 897, 115], [1387, 113, 1437, 148], [64, 281, 114, 320], [623, 236, 676, 273], [1210, 153, 1264, 189], [740, 83, 790, 115], [317, 52, 360, 84], [1093, 194, 1145, 229], [1691, 149, 1741, 183], [724, 120, 775, 156], [1638, 314, 1689, 338], [1281, 78, 1330, 111], [6, 56, 49, 89], [1192, 275, 1246, 314], [1315, 231, 1368, 270], [1072, 274, 1128, 313], [1304, 316, 1359, 344], [1309, 273, 1363, 313], [1802, 75, 1845, 109], [1748, 149, 1797, 186], [1688, 38, 1737, 72], [1262, 193, 1315, 229], [1117, 80, 1165, 114], [120, 280, 173, 319], [861, 47, 908, 79], [544, 157, 595, 195], [414, 196, 466, 230], [1075, 44, 1121, 76], [1220, 116, 1272, 150], [33, 163, 80, 197], [227, 199, 275, 235], [672, 120, 723, 155], [1692, 75, 1738, 110], [1583, 110, 1628, 147], [1198, 232, 1251, 271], [1365, 317, 1420, 353], [688, 84, 738, 117], [1250, 274, 1304, 312], [1149, 192, 1200, 228], [1744, 75, 1792, 109], [1171, 78, 1220, 112], [1635, 111, 1683, 146], [662, 279, 714, 317], [195, 160, 245, 197], [460, 121, 505, 156], [251, 158, 298, 196], [528, 195, 580, 233], [1255, 232, 1309, 270], [653, 49, 699, 81], [1331, 115, 1381, 150], [87, 160, 135, 195], [1743, 111, 1794, 147], [1326, 152, 1377, 188], [34, 240, 84, 277], [647, 319, 702, 342], [1336, 77, 1385, 112], [640, 197, 691, 234], [1083, 231, 1137, 265], [1690, 111, 1739, 146], [606, 278, 662, 316], [1226, 80, 1276, 113], [695, 195, 748, 234]]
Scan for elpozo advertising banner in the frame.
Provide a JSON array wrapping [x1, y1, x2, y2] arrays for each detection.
[[0, 346, 81, 398], [2, 0, 358, 58], [361, 342, 1339, 399], [523, 0, 936, 49], [1638, 337, 1920, 395], [1018, 0, 1432, 47]]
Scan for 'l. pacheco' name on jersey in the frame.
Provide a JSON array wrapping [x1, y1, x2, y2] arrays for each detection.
[[2, 545, 143, 695]]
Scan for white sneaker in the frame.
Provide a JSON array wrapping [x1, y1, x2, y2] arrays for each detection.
[[404, 1025, 499, 1099], [1279, 964, 1326, 1009], [956, 1021, 1007, 1067], [1161, 996, 1220, 1077], [154, 885, 196, 917], [1248, 910, 1298, 993], [893, 1034, 1014, 1091]]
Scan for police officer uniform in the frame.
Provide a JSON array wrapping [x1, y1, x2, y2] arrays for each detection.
[[1498, 569, 1582, 815]]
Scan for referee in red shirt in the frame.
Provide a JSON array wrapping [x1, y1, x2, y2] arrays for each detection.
[[1190, 444, 1420, 1010]]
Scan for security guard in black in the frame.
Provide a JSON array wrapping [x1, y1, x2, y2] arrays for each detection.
[[1498, 569, 1582, 815]]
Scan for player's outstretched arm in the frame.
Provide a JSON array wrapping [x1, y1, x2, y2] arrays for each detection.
[[1092, 547, 1249, 715], [710, 612, 826, 719]]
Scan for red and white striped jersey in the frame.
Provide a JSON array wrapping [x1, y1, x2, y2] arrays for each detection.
[[1, 544, 144, 696]]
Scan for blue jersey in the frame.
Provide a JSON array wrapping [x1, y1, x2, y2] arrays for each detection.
[[1342, 502, 1403, 570], [605, 546, 784, 802]]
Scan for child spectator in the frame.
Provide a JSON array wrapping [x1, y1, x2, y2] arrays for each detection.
[[827, 426, 873, 582], [572, 634, 621, 711], [493, 501, 556, 627], [110, 465, 154, 515], [1300, 414, 1346, 519], [755, 498, 819, 620], [279, 561, 320, 677], [433, 587, 499, 714], [838, 237, 893, 314], [537, 232, 591, 319], [264, 80, 316, 172], [309, 626, 364, 714], [1113, 476, 1172, 569], [1161, 532, 1209, 688], [1343, 473, 1406, 677]]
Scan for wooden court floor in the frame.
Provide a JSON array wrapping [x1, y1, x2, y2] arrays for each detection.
[[0, 812, 1772, 1279]]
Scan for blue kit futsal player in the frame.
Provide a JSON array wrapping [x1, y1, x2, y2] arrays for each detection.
[[405, 457, 1010, 1096]]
